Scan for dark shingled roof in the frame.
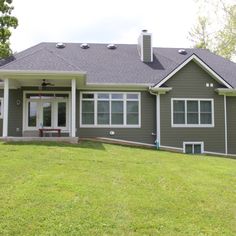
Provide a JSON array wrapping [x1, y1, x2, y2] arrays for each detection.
[[1, 42, 236, 87]]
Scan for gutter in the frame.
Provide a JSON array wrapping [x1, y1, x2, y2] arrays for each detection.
[[215, 88, 236, 96]]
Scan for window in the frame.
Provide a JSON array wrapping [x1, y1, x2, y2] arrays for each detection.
[[28, 101, 37, 127], [81, 92, 140, 127], [184, 142, 204, 154], [172, 99, 214, 127], [42, 102, 52, 127], [0, 98, 3, 119], [57, 102, 67, 127]]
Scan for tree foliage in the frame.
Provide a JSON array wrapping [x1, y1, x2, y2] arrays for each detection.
[[189, 0, 236, 60], [0, 0, 18, 58]]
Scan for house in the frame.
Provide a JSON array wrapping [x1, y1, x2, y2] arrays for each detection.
[[0, 30, 236, 156]]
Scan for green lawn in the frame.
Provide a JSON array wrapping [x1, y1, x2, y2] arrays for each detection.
[[0, 141, 235, 236]]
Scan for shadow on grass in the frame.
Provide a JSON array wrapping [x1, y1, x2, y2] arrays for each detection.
[[2, 140, 106, 151]]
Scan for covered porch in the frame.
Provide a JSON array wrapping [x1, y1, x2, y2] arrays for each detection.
[[0, 70, 86, 140]]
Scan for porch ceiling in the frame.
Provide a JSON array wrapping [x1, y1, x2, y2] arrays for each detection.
[[0, 70, 86, 88]]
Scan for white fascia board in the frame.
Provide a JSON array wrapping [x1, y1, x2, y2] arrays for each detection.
[[149, 87, 172, 94], [83, 83, 151, 91], [215, 88, 236, 96], [0, 70, 87, 78], [154, 54, 233, 89]]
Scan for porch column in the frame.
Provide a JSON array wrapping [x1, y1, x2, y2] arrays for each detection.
[[71, 79, 76, 137], [3, 78, 9, 137]]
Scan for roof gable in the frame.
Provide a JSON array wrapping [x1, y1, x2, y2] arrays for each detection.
[[153, 54, 233, 89]]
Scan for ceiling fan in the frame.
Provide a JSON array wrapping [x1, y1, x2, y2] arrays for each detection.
[[39, 79, 54, 89]]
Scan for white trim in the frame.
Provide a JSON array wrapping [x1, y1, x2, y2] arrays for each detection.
[[154, 54, 232, 89], [80, 92, 141, 128], [156, 94, 160, 146], [95, 137, 155, 147], [3, 79, 9, 137], [0, 70, 86, 76], [204, 151, 236, 157], [159, 145, 183, 151], [183, 141, 204, 154], [86, 83, 152, 87], [0, 97, 3, 119], [71, 79, 76, 137], [171, 98, 214, 128], [215, 88, 236, 96], [224, 95, 228, 155], [22, 91, 71, 132], [149, 87, 172, 94]]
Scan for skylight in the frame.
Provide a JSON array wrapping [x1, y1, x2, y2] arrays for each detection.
[[56, 42, 66, 49], [80, 43, 90, 49], [107, 44, 117, 50]]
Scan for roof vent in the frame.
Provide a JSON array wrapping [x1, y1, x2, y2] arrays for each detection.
[[107, 44, 117, 49], [56, 42, 65, 49], [178, 49, 187, 55], [80, 43, 90, 49]]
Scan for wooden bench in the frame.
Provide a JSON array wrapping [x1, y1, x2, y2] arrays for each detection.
[[39, 128, 61, 137]]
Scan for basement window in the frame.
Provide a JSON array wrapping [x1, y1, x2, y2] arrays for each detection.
[[183, 142, 204, 154]]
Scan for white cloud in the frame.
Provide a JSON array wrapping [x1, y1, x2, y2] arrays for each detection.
[[11, 0, 197, 52]]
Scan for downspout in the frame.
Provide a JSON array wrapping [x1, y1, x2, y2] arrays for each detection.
[[224, 95, 228, 155], [156, 94, 160, 149], [149, 89, 160, 149]]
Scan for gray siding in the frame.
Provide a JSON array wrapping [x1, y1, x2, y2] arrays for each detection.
[[142, 35, 152, 62], [0, 89, 23, 137], [8, 89, 23, 136], [226, 97, 236, 154], [160, 61, 226, 153], [77, 91, 156, 145], [0, 90, 3, 136]]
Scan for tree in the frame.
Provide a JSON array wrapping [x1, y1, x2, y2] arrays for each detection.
[[215, 4, 236, 59], [189, 0, 236, 60], [189, 16, 211, 49], [0, 0, 18, 58]]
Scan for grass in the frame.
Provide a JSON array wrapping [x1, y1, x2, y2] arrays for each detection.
[[0, 141, 235, 236]]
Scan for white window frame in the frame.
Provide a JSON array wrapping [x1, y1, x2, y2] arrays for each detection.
[[183, 142, 204, 154], [80, 92, 141, 128], [23, 91, 71, 132], [0, 98, 3, 119], [171, 98, 214, 128]]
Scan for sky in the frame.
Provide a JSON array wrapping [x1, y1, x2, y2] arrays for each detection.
[[10, 0, 199, 53]]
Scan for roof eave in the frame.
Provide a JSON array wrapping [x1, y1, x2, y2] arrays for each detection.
[[0, 70, 87, 78], [149, 87, 172, 94], [215, 88, 236, 96]]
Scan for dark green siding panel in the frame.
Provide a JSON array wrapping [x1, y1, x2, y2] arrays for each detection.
[[0, 90, 3, 136], [226, 97, 236, 154], [8, 89, 23, 136], [0, 89, 23, 137], [160, 61, 225, 153], [77, 91, 156, 145]]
